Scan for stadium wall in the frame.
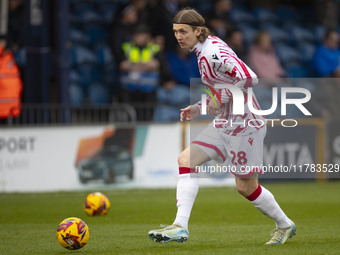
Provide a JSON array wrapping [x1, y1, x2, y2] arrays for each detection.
[[0, 123, 235, 192], [0, 119, 329, 192]]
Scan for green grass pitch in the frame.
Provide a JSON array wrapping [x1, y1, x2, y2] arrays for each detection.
[[0, 181, 339, 255]]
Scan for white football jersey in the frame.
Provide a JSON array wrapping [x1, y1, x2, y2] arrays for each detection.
[[191, 35, 265, 136]]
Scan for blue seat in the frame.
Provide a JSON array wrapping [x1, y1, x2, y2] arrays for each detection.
[[95, 43, 113, 66], [285, 64, 310, 78], [288, 25, 314, 44], [84, 24, 108, 45], [237, 24, 258, 46], [275, 44, 301, 66], [102, 62, 116, 85], [74, 7, 102, 24], [69, 83, 84, 106], [77, 64, 102, 87], [69, 69, 81, 83], [72, 2, 92, 14], [252, 86, 273, 104], [276, 5, 299, 23], [297, 42, 316, 64], [97, 2, 117, 23], [72, 2, 100, 23], [69, 27, 89, 45], [291, 79, 316, 93], [261, 24, 290, 44], [157, 85, 190, 107], [154, 105, 180, 123], [282, 20, 300, 32], [313, 25, 327, 44], [155, 85, 192, 122], [89, 82, 110, 104], [253, 7, 278, 24], [70, 45, 97, 66], [230, 7, 254, 24]]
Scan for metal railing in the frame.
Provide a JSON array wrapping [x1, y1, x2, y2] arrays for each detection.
[[0, 103, 139, 126]]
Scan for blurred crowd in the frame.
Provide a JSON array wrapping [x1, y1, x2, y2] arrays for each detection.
[[2, 0, 340, 122]]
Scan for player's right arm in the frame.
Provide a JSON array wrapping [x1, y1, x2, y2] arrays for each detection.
[[180, 105, 200, 122]]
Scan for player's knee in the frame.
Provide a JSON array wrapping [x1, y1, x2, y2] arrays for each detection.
[[236, 185, 249, 197], [177, 151, 190, 167], [236, 177, 258, 197], [236, 183, 254, 197]]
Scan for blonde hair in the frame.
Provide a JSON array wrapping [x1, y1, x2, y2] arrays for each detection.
[[253, 31, 271, 46], [173, 8, 210, 42]]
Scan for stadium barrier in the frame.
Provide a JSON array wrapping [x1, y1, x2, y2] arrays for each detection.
[[0, 103, 137, 126], [0, 101, 338, 192], [0, 122, 235, 192]]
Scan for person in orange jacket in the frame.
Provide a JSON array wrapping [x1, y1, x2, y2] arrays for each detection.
[[0, 34, 23, 120]]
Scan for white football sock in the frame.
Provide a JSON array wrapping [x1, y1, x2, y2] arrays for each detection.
[[173, 172, 199, 229], [250, 185, 291, 229]]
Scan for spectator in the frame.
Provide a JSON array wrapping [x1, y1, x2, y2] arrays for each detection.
[[312, 30, 340, 121], [247, 31, 286, 118], [110, 3, 140, 55], [312, 30, 340, 77], [154, 77, 191, 123], [247, 31, 285, 82], [153, 34, 172, 79], [166, 44, 200, 87], [117, 25, 161, 121], [146, 0, 190, 51], [7, 0, 24, 54], [225, 28, 247, 61], [206, 0, 233, 38], [0, 35, 23, 123], [316, 0, 338, 30]]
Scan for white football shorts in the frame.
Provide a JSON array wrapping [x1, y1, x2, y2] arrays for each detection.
[[192, 124, 267, 177]]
